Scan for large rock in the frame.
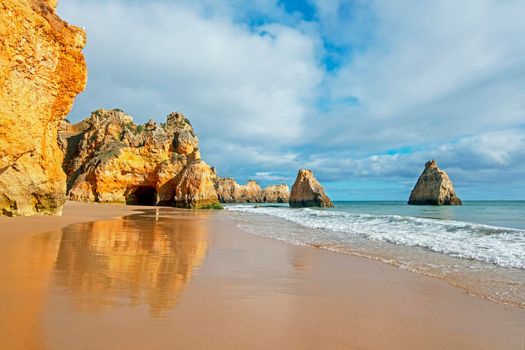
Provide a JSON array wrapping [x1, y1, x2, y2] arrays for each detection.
[[0, 0, 87, 216], [261, 184, 290, 203], [289, 169, 334, 208], [173, 160, 221, 209], [60, 109, 220, 208], [408, 160, 462, 205], [215, 178, 289, 203]]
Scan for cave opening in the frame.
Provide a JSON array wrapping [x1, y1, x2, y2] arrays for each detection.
[[126, 186, 158, 206]]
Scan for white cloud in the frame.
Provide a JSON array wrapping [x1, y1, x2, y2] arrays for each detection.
[[253, 172, 291, 182], [58, 0, 525, 198], [303, 129, 525, 185], [314, 0, 525, 151], [58, 0, 322, 145]]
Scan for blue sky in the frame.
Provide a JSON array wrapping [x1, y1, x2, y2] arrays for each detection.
[[57, 0, 525, 200]]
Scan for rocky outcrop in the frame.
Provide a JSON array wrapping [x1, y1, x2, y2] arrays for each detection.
[[0, 0, 87, 216], [173, 160, 220, 209], [408, 160, 462, 205], [214, 178, 289, 203], [289, 169, 334, 208], [60, 109, 221, 209], [262, 184, 290, 203]]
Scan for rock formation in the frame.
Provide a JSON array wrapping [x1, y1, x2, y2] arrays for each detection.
[[214, 178, 289, 203], [261, 184, 290, 203], [173, 160, 220, 209], [60, 109, 221, 209], [289, 169, 334, 208], [408, 160, 462, 205], [0, 0, 87, 216]]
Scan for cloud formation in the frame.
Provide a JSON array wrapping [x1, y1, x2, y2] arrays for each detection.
[[58, 0, 525, 199]]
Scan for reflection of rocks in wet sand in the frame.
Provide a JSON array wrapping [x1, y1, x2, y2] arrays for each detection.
[[54, 209, 209, 317]]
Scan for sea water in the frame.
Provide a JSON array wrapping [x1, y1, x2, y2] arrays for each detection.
[[225, 201, 525, 307]]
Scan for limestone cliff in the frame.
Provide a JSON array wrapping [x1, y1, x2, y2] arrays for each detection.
[[173, 160, 220, 209], [408, 160, 462, 205], [289, 169, 334, 208], [61, 109, 220, 209], [215, 178, 289, 203], [0, 0, 87, 216], [261, 184, 290, 203]]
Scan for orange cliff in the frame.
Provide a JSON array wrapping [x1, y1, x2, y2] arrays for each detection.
[[60, 109, 221, 209], [0, 0, 87, 216]]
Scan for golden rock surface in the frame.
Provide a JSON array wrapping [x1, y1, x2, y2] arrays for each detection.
[[0, 0, 87, 216]]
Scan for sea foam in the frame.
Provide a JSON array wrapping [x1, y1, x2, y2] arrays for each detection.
[[226, 205, 525, 269]]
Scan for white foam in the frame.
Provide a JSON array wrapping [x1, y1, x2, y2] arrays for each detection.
[[225, 205, 525, 269]]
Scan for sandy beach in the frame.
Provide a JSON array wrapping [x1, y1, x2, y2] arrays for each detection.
[[0, 202, 524, 350]]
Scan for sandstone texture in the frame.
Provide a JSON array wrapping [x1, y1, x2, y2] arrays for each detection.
[[408, 160, 462, 205], [61, 109, 221, 209], [289, 169, 334, 208], [0, 0, 87, 216], [173, 160, 220, 209], [215, 178, 289, 203], [261, 184, 290, 203]]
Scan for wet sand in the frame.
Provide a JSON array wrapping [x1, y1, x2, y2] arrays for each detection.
[[0, 202, 524, 349]]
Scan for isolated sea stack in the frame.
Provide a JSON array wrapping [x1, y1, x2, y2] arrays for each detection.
[[214, 178, 290, 203], [0, 0, 87, 216], [408, 160, 462, 205], [289, 169, 334, 208], [60, 109, 220, 209]]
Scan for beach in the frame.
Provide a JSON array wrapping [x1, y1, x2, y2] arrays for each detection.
[[0, 202, 524, 349]]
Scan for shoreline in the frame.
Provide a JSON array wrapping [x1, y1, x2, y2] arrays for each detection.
[[0, 202, 524, 349], [237, 224, 525, 310]]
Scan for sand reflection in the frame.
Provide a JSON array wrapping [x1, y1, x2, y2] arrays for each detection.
[[53, 209, 209, 317]]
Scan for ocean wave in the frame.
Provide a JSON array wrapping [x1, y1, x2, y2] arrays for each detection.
[[225, 205, 525, 269]]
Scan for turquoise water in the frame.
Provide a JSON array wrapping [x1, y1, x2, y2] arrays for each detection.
[[226, 201, 525, 307], [332, 201, 525, 230]]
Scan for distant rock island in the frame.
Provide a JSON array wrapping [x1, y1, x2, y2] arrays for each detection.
[[289, 169, 334, 208], [60, 109, 220, 209], [0, 0, 87, 216], [408, 160, 462, 206], [215, 178, 289, 203]]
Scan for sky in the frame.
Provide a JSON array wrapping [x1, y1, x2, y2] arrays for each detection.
[[57, 0, 525, 200]]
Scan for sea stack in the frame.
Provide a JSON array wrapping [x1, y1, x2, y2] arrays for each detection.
[[0, 0, 87, 216], [408, 160, 462, 205], [289, 169, 334, 208]]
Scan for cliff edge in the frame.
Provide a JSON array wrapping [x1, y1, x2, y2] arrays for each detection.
[[0, 0, 87, 216]]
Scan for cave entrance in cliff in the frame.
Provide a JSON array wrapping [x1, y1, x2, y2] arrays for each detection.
[[126, 186, 158, 206]]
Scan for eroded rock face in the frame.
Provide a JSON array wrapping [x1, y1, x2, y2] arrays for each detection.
[[408, 160, 462, 205], [261, 184, 290, 203], [61, 109, 220, 208], [173, 160, 220, 209], [215, 179, 261, 203], [214, 178, 289, 203], [0, 0, 87, 216], [289, 169, 334, 208]]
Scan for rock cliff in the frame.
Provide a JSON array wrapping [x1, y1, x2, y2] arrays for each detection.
[[60, 109, 221, 209], [289, 169, 334, 208], [0, 0, 87, 216], [408, 160, 462, 205], [215, 178, 289, 203], [261, 184, 290, 203]]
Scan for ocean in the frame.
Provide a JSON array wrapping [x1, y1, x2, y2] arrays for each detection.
[[225, 201, 525, 307]]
